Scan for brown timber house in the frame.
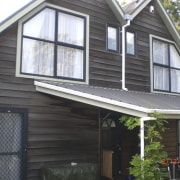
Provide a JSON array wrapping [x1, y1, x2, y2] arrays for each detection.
[[0, 0, 180, 179]]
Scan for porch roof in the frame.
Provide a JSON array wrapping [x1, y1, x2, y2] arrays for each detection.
[[34, 81, 180, 119]]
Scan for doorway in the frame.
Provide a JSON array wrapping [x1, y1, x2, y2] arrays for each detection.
[[100, 113, 139, 180], [0, 109, 27, 180]]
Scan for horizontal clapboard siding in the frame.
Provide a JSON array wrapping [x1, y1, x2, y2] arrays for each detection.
[[48, 0, 122, 89], [161, 120, 178, 158], [0, 24, 99, 180], [0, 1, 178, 180], [125, 2, 174, 91]]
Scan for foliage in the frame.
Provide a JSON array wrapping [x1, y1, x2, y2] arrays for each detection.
[[120, 112, 168, 180], [161, 0, 180, 32]]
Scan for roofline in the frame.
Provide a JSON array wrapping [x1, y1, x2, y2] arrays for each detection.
[[154, 0, 180, 48], [104, 0, 126, 25], [34, 81, 180, 119], [130, 0, 151, 19], [106, 0, 180, 49], [0, 0, 45, 33]]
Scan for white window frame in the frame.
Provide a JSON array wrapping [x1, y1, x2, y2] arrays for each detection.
[[16, 3, 89, 84], [150, 34, 180, 94]]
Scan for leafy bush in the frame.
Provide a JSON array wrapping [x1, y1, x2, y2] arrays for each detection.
[[120, 113, 168, 180]]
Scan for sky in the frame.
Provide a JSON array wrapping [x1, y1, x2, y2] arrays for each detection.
[[0, 0, 33, 22], [0, 0, 133, 23], [118, 0, 134, 5]]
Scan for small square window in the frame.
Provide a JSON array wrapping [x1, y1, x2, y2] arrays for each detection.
[[126, 31, 135, 55], [107, 26, 118, 52]]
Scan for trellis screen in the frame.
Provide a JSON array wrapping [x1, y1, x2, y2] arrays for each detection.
[[0, 112, 25, 180]]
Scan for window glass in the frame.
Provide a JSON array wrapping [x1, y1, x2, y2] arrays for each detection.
[[126, 32, 135, 55], [22, 38, 54, 76], [23, 8, 55, 41], [154, 65, 169, 91], [58, 13, 84, 46], [152, 38, 180, 93], [153, 39, 168, 65], [20, 7, 88, 82], [57, 46, 84, 79], [170, 44, 180, 68], [107, 26, 118, 51], [171, 69, 180, 93]]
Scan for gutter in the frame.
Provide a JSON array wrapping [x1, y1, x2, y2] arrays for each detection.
[[34, 81, 180, 119]]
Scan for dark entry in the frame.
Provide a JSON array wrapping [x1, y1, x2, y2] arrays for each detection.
[[0, 109, 27, 180]]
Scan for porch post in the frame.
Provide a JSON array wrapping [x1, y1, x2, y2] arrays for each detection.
[[140, 117, 157, 160]]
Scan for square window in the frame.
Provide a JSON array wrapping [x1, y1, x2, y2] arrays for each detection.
[[58, 12, 84, 46], [57, 46, 84, 79], [21, 38, 54, 76]]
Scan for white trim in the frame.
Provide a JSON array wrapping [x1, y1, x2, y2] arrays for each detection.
[[34, 81, 180, 119], [105, 0, 126, 25], [131, 0, 151, 20], [150, 34, 180, 95], [154, 0, 180, 48], [16, 2, 90, 85], [0, 0, 45, 33]]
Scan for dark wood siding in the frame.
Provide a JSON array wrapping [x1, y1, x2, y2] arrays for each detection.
[[125, 2, 174, 91], [162, 120, 177, 158], [48, 0, 122, 89], [0, 0, 178, 179], [0, 25, 99, 180], [48, 1, 175, 91]]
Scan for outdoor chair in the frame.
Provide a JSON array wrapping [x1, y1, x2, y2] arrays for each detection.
[[157, 162, 171, 180]]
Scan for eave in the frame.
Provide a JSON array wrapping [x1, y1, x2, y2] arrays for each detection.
[[0, 0, 45, 33], [154, 0, 180, 48], [105, 0, 126, 25], [34, 81, 180, 119]]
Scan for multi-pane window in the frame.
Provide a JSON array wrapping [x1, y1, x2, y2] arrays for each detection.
[[126, 31, 135, 55], [19, 7, 88, 82], [152, 38, 180, 93], [107, 26, 118, 52]]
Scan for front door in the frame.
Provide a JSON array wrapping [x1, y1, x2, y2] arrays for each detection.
[[0, 109, 27, 180]]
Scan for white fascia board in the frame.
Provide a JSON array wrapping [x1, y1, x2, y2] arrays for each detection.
[[34, 81, 180, 119], [154, 0, 180, 48], [34, 81, 149, 117], [0, 0, 45, 33], [105, 0, 126, 25], [131, 0, 152, 19]]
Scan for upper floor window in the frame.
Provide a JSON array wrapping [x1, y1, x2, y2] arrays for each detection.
[[107, 25, 118, 52], [151, 37, 180, 93], [16, 4, 89, 83], [126, 31, 135, 55]]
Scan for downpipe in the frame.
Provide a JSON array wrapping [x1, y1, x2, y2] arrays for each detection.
[[121, 20, 130, 91]]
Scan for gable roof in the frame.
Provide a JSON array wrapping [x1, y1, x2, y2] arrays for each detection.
[[0, 0, 179, 48], [0, 0, 45, 33], [35, 81, 180, 119], [106, 0, 180, 48]]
